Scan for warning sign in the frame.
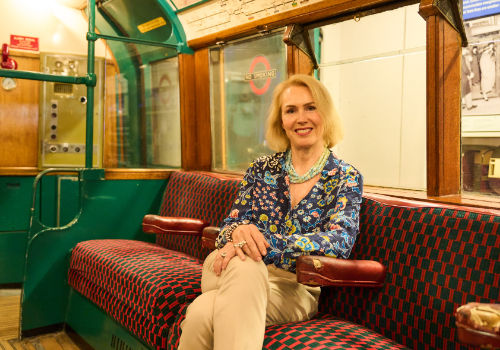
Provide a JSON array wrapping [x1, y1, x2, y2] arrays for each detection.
[[246, 55, 276, 95], [10, 35, 39, 51], [137, 17, 167, 34]]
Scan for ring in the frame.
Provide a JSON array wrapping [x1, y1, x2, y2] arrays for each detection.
[[221, 252, 227, 258], [234, 240, 247, 249]]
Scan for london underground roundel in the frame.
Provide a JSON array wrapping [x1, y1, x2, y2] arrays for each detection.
[[245, 55, 276, 95]]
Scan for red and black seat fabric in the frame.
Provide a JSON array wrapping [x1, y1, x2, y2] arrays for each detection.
[[167, 303, 409, 350], [156, 172, 241, 260], [70, 240, 203, 328], [319, 195, 500, 350]]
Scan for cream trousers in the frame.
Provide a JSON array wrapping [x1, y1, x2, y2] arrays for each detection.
[[178, 250, 321, 350]]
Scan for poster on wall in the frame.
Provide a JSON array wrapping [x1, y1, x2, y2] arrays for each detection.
[[462, 41, 500, 116]]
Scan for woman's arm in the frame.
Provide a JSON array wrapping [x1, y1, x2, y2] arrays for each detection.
[[280, 169, 363, 260], [215, 163, 257, 249]]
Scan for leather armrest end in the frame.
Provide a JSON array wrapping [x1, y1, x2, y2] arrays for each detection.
[[202, 227, 220, 251], [296, 256, 387, 288]]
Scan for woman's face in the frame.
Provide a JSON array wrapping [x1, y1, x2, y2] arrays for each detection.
[[281, 85, 324, 151]]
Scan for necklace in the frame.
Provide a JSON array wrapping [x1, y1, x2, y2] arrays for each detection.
[[284, 147, 330, 184]]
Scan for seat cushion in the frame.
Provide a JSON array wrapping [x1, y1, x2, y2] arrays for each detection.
[[167, 304, 409, 350], [69, 239, 203, 327]]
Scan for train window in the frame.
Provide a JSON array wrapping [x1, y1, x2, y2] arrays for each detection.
[[462, 16, 500, 197], [210, 32, 287, 172], [314, 4, 427, 190], [104, 44, 182, 168]]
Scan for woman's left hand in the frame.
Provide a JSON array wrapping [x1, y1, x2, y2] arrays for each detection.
[[213, 242, 237, 276]]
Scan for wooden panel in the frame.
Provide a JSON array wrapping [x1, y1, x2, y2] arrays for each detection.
[[286, 45, 314, 76], [103, 63, 118, 168], [0, 56, 40, 167], [194, 49, 212, 171], [0, 296, 20, 341], [178, 54, 198, 171], [424, 13, 461, 196], [104, 169, 173, 180]]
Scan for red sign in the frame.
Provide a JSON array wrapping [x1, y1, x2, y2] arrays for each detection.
[[245, 55, 276, 95], [10, 35, 39, 51]]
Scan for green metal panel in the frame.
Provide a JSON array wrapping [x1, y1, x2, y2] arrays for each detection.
[[21, 178, 166, 333], [0, 231, 28, 284], [66, 289, 152, 350], [0, 177, 36, 231]]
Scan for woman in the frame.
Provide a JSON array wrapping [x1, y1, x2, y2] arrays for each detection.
[[480, 43, 496, 101], [471, 46, 481, 85], [178, 74, 363, 350], [462, 48, 477, 110]]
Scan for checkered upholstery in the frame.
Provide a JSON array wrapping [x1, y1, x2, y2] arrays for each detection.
[[70, 270, 170, 349], [69, 240, 203, 329], [167, 304, 408, 350], [319, 198, 500, 350], [156, 172, 241, 260]]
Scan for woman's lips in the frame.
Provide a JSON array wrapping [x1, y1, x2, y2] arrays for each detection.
[[295, 128, 312, 135]]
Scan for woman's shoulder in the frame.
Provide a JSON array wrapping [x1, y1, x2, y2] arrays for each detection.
[[249, 152, 286, 172], [328, 151, 363, 180]]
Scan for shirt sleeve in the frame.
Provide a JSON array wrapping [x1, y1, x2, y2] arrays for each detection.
[[215, 163, 257, 249], [280, 168, 363, 259]]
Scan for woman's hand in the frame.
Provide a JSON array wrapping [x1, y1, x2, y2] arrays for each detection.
[[232, 224, 270, 262], [213, 242, 237, 276]]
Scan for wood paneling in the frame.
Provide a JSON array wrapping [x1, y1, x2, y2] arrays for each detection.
[[0, 56, 40, 167], [179, 53, 198, 171], [420, 1, 461, 196], [194, 48, 212, 171], [286, 45, 314, 76], [0, 296, 19, 341], [104, 169, 173, 180]]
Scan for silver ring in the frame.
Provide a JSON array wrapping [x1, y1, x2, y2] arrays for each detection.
[[234, 240, 247, 249], [221, 252, 227, 258]]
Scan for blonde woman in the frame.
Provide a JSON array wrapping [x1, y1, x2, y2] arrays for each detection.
[[178, 74, 363, 350]]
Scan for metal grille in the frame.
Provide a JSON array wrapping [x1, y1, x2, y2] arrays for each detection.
[[53, 83, 73, 95]]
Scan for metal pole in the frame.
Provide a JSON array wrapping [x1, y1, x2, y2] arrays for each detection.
[[86, 0, 97, 168]]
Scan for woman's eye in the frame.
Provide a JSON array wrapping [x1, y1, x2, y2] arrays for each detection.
[[307, 106, 316, 111], [285, 109, 295, 114]]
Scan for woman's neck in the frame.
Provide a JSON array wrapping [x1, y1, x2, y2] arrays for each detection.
[[290, 143, 326, 176]]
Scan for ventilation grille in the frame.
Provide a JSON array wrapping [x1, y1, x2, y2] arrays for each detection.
[[111, 334, 134, 350], [54, 83, 73, 95]]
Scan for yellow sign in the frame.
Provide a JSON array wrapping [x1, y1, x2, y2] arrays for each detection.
[[137, 17, 167, 33]]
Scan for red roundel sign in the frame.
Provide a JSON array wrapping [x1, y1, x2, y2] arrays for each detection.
[[246, 55, 276, 95], [159, 74, 172, 105]]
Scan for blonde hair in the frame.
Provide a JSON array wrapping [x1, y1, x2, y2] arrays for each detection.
[[265, 74, 344, 152]]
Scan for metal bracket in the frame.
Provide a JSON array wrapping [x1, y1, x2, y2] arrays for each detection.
[[283, 24, 319, 70], [81, 168, 105, 181], [84, 73, 97, 87]]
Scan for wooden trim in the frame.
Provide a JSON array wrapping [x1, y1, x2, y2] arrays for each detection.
[[0, 167, 40, 176], [187, 0, 407, 49], [286, 45, 315, 76], [179, 53, 198, 171], [104, 169, 174, 180], [9, 50, 40, 59], [194, 49, 212, 171], [365, 186, 500, 210], [425, 13, 461, 196]]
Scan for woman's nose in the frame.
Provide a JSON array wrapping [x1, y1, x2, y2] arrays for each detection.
[[297, 110, 308, 123]]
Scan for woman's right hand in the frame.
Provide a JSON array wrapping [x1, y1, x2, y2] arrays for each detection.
[[232, 224, 270, 262], [213, 242, 237, 276]]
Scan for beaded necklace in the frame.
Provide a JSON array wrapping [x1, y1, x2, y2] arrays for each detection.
[[284, 146, 330, 184]]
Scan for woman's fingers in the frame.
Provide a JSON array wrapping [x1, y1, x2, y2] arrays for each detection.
[[221, 248, 237, 271]]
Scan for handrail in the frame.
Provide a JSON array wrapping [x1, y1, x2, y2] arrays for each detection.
[[95, 33, 179, 49], [0, 70, 93, 85], [30, 168, 81, 211]]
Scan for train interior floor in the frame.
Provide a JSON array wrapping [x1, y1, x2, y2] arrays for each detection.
[[0, 289, 84, 350]]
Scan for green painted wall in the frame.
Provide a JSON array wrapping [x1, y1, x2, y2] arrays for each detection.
[[21, 177, 167, 333]]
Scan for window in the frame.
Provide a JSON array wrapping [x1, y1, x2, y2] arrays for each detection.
[[210, 32, 287, 172]]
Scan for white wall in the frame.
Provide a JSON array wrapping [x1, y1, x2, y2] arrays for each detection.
[[321, 4, 427, 190], [0, 0, 107, 57]]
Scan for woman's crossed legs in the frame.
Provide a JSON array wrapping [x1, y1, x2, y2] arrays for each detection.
[[178, 250, 320, 350]]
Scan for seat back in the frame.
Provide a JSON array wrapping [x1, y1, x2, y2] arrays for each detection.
[[319, 194, 500, 350], [156, 172, 241, 259]]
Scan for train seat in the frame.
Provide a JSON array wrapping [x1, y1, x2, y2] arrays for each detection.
[[69, 239, 204, 327]]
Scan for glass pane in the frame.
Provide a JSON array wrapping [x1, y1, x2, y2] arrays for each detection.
[[104, 43, 181, 168], [316, 4, 427, 190], [210, 33, 287, 172]]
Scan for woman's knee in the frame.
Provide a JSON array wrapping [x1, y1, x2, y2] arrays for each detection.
[[182, 291, 216, 331]]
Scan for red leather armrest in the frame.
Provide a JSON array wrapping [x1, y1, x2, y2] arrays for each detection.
[[142, 215, 209, 236], [296, 256, 387, 288], [202, 227, 219, 250]]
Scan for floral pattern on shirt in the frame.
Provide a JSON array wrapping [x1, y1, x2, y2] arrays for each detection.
[[215, 150, 363, 272]]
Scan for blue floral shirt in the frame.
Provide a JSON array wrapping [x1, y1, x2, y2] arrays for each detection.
[[215, 150, 363, 272]]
